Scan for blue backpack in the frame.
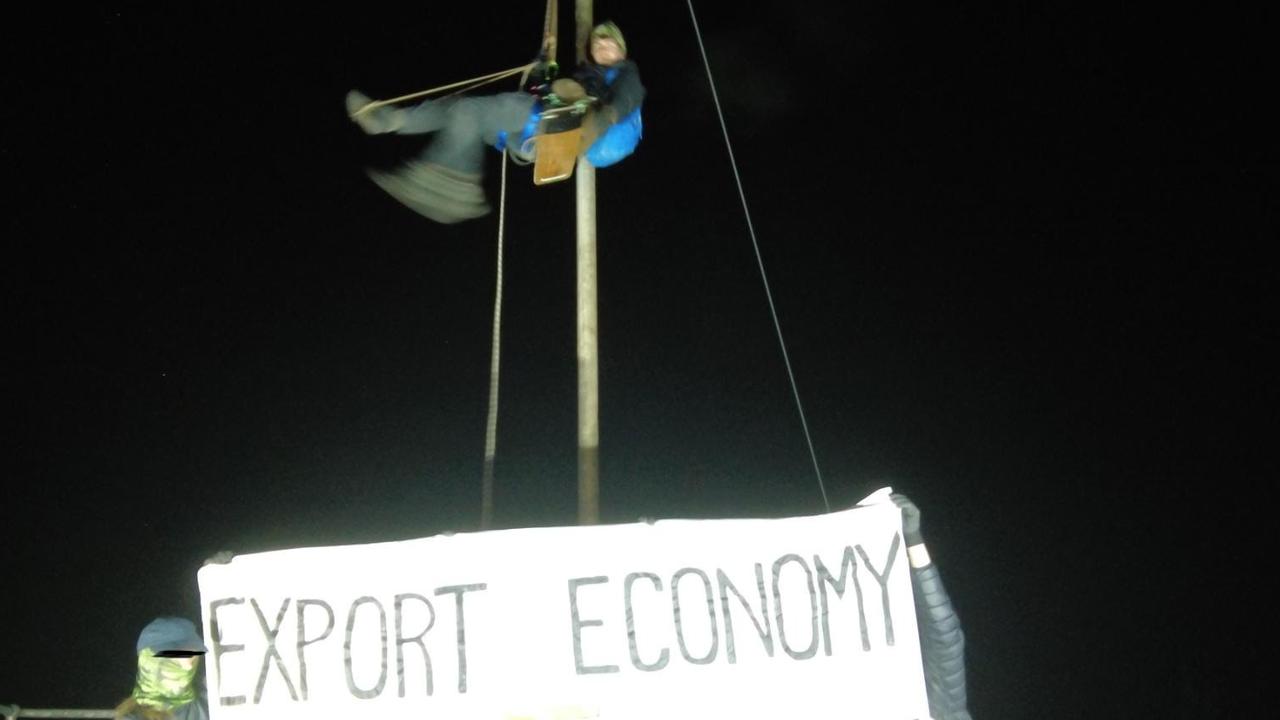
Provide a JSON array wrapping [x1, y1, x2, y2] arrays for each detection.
[[584, 66, 643, 168], [585, 106, 643, 168]]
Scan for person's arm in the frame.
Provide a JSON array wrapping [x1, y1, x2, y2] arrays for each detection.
[[893, 493, 973, 720], [574, 62, 644, 124], [599, 61, 644, 122]]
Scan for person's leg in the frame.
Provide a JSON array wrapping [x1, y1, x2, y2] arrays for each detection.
[[474, 92, 540, 147], [346, 90, 406, 134], [362, 92, 537, 223], [347, 92, 477, 136], [397, 97, 457, 134], [419, 93, 536, 175], [366, 162, 492, 223], [488, 91, 542, 161]]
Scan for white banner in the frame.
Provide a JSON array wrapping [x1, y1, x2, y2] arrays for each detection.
[[197, 488, 931, 720]]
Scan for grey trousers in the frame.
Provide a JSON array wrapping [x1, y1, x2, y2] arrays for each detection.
[[396, 92, 537, 176]]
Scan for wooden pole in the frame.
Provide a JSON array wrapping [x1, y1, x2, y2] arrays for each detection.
[[575, 0, 600, 525], [1, 707, 115, 720]]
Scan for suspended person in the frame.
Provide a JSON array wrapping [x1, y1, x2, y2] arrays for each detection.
[[892, 493, 974, 720], [567, 20, 645, 168], [114, 617, 210, 720], [345, 20, 644, 224]]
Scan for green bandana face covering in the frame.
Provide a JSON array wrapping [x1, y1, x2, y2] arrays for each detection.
[[132, 648, 199, 710]]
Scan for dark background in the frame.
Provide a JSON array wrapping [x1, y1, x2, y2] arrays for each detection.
[[3, 3, 1273, 717]]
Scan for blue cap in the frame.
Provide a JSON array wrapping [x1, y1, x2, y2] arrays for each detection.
[[136, 617, 208, 656]]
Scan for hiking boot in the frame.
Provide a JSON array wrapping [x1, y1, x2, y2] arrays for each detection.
[[346, 90, 404, 134], [366, 162, 490, 224]]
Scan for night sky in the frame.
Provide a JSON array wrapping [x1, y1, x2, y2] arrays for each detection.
[[3, 3, 1273, 718]]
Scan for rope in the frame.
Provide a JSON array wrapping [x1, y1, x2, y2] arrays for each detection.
[[541, 0, 558, 61], [348, 64, 534, 118], [685, 0, 831, 513], [480, 0, 556, 530], [480, 151, 509, 531], [351, 0, 558, 121]]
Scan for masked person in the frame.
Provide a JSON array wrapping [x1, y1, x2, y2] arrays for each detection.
[[346, 20, 644, 223], [114, 617, 209, 720], [893, 493, 974, 720]]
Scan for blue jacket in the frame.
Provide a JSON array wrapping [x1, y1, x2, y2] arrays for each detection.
[[574, 60, 645, 167]]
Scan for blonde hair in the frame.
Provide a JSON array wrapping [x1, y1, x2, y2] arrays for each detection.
[[589, 20, 626, 58]]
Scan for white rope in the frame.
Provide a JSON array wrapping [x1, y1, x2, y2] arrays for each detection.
[[480, 151, 510, 531], [348, 64, 534, 118], [479, 0, 557, 530], [685, 0, 831, 512]]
